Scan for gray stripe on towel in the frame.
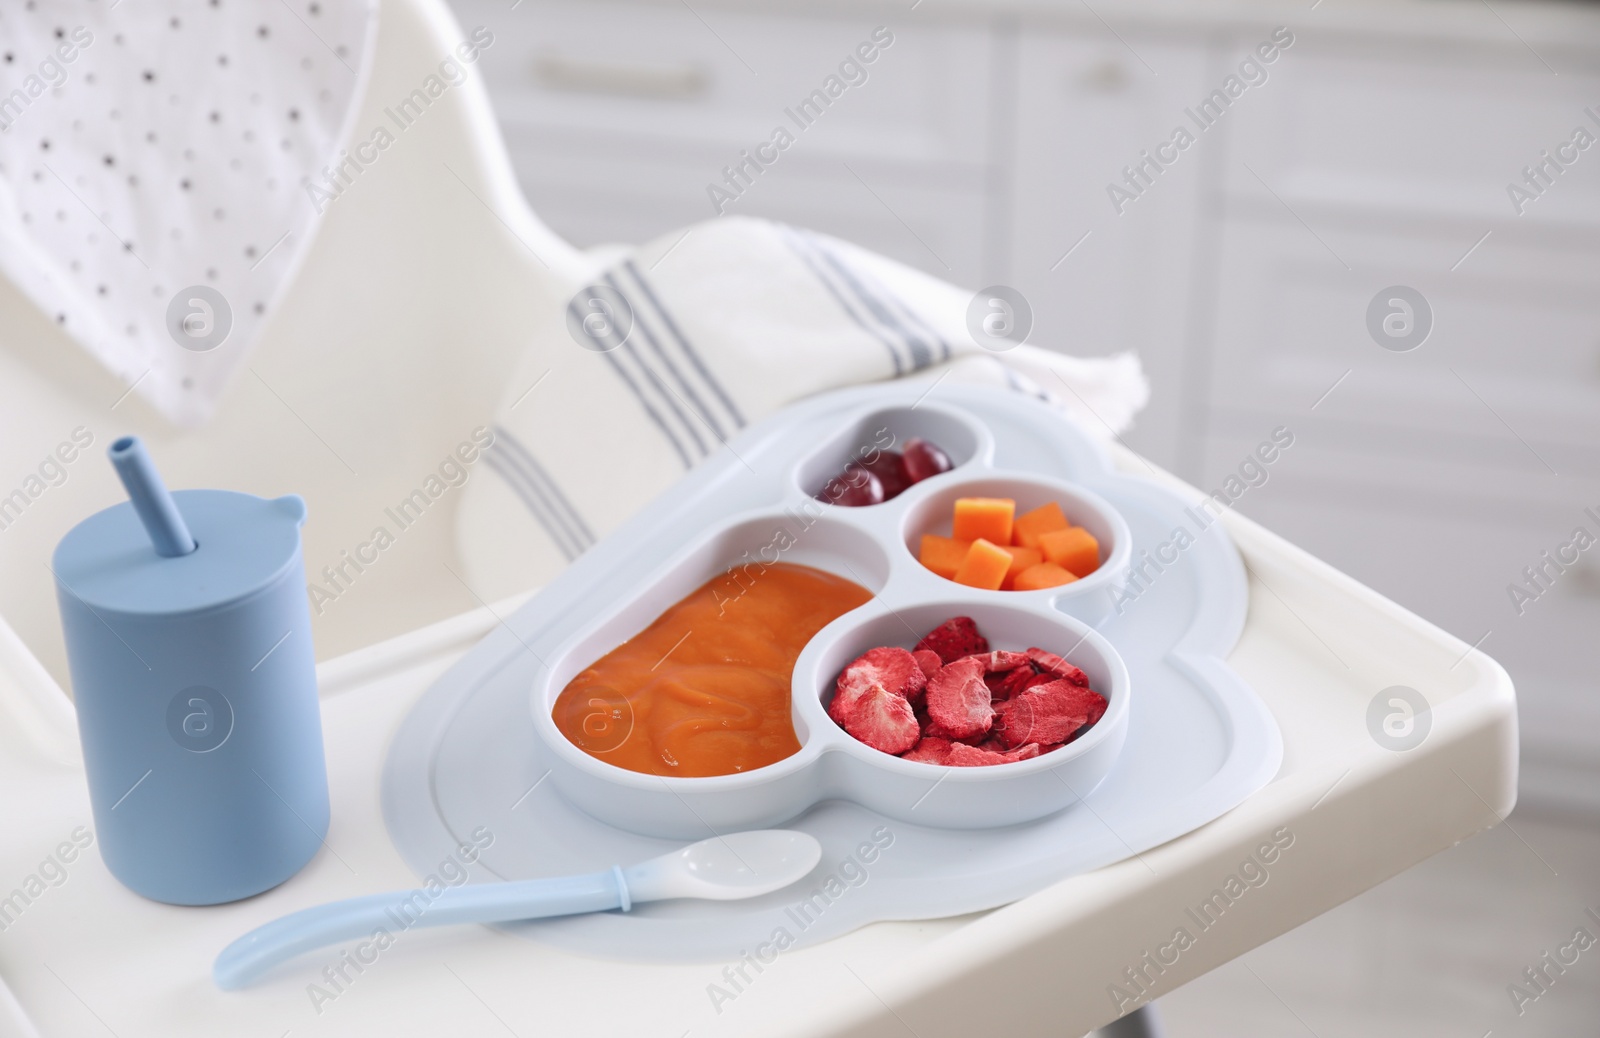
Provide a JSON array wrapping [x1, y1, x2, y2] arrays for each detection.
[[568, 298, 694, 470], [601, 272, 709, 459], [805, 232, 936, 372], [483, 447, 583, 562], [848, 253, 954, 365], [492, 427, 595, 551], [780, 226, 905, 376], [622, 259, 746, 430], [605, 270, 725, 442]]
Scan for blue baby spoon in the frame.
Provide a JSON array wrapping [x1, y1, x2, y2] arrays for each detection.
[[213, 830, 821, 989]]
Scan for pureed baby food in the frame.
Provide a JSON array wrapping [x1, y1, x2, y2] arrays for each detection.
[[553, 562, 871, 777]]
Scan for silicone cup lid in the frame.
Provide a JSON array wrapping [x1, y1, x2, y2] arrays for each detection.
[[52, 490, 308, 617]]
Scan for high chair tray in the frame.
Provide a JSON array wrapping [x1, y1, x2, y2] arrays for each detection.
[[0, 413, 1515, 1037], [382, 383, 1283, 960]]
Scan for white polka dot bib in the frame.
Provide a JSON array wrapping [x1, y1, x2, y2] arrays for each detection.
[[0, 0, 375, 425]]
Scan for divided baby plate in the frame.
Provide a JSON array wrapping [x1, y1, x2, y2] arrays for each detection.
[[383, 383, 1282, 960], [534, 409, 1135, 836]]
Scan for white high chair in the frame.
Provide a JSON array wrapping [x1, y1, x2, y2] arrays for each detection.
[[0, 1, 1516, 1036], [0, 0, 602, 692]]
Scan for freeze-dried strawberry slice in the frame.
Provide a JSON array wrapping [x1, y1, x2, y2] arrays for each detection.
[[977, 735, 1046, 759], [912, 649, 943, 680], [983, 670, 1014, 699], [946, 741, 1041, 767], [1047, 679, 1107, 726], [993, 686, 1083, 748], [962, 649, 1031, 673], [985, 666, 1038, 702], [994, 679, 1107, 748], [915, 617, 989, 665], [843, 686, 921, 756], [945, 743, 1005, 766], [1025, 647, 1090, 687], [902, 736, 953, 764], [830, 646, 928, 724], [1020, 670, 1057, 692], [922, 717, 987, 745], [925, 656, 993, 741]]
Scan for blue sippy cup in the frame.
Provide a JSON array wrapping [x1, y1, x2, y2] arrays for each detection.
[[53, 436, 329, 905]]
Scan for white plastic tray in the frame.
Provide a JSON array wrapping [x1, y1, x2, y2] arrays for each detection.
[[0, 438, 1516, 1038], [383, 384, 1284, 960]]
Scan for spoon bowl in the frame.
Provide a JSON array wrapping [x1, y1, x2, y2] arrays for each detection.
[[626, 830, 822, 901]]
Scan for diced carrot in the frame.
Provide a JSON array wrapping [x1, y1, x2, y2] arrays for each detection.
[[998, 545, 1043, 590], [1012, 502, 1070, 549], [952, 498, 1015, 545], [919, 534, 973, 579], [1013, 561, 1079, 591], [1038, 526, 1101, 577], [953, 538, 1012, 591]]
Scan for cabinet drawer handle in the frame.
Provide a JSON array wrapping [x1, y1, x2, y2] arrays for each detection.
[[1571, 557, 1600, 598], [534, 55, 710, 100], [1078, 59, 1129, 92]]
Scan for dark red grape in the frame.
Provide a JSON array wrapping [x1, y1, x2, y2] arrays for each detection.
[[901, 438, 953, 483], [818, 464, 884, 507], [859, 450, 911, 500]]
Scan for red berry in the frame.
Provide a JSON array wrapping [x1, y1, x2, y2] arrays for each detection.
[[860, 450, 912, 500], [901, 438, 953, 484], [818, 464, 884, 507]]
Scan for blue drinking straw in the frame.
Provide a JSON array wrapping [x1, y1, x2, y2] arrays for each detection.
[[108, 436, 197, 557]]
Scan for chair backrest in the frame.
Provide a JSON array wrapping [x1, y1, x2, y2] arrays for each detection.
[[0, 0, 595, 687]]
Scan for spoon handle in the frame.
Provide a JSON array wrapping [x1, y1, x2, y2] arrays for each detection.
[[214, 868, 628, 990]]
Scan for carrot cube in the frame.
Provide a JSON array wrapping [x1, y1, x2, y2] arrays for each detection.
[[953, 538, 1012, 591], [998, 545, 1043, 590], [1013, 561, 1079, 591], [1037, 526, 1101, 577], [952, 498, 1015, 545], [1013, 502, 1070, 549], [919, 534, 973, 579]]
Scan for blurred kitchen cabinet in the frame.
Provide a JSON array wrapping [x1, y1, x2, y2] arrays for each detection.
[[1006, 32, 1213, 470], [1209, 31, 1600, 470], [1207, 432, 1600, 814], [1203, 218, 1600, 476], [1200, 30, 1600, 811], [454, 0, 996, 288], [1223, 32, 1600, 232]]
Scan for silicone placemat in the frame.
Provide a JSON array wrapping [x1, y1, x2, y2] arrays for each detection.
[[381, 383, 1282, 960]]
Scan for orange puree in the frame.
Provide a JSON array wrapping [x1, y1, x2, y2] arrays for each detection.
[[554, 563, 871, 777]]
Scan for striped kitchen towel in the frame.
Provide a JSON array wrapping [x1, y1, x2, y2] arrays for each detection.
[[455, 216, 1148, 599]]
